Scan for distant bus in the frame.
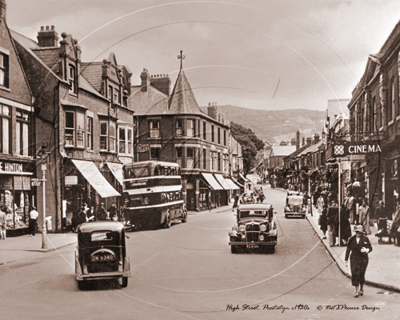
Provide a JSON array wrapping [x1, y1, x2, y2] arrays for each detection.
[[122, 161, 187, 229]]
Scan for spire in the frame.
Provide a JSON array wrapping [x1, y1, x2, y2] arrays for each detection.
[[177, 50, 185, 70]]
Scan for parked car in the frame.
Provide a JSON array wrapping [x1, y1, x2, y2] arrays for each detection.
[[75, 221, 131, 289], [284, 193, 306, 219], [228, 203, 277, 253]]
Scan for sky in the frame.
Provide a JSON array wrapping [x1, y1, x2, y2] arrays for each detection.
[[6, 0, 400, 112]]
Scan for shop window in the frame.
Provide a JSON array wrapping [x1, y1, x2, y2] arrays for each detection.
[[65, 111, 75, 147], [0, 52, 9, 88], [187, 120, 194, 137], [100, 121, 108, 151], [69, 65, 76, 94], [150, 147, 160, 159], [87, 117, 93, 150], [16, 110, 29, 156], [187, 147, 194, 169], [110, 122, 116, 152], [176, 119, 183, 137], [149, 120, 160, 138]]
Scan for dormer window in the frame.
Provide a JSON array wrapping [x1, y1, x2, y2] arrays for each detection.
[[0, 53, 9, 88], [69, 65, 76, 94]]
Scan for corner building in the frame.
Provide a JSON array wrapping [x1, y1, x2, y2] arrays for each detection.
[[129, 66, 237, 211]]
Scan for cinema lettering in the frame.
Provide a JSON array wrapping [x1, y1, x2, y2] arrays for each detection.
[[332, 142, 382, 157]]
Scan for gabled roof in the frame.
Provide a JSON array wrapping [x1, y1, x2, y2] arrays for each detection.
[[270, 145, 297, 157], [167, 69, 204, 115], [81, 62, 103, 92], [296, 140, 323, 157], [128, 84, 169, 116]]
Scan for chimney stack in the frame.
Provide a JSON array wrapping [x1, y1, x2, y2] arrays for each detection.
[[296, 130, 300, 150], [140, 68, 150, 92], [150, 74, 171, 96], [306, 137, 312, 146], [313, 133, 320, 144], [0, 0, 6, 22], [37, 25, 59, 47]]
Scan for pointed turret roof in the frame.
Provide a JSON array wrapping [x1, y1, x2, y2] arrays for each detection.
[[168, 69, 204, 115]]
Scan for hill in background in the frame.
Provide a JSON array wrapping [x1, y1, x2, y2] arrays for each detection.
[[202, 105, 326, 144]]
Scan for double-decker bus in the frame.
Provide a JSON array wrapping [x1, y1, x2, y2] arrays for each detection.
[[121, 161, 187, 229]]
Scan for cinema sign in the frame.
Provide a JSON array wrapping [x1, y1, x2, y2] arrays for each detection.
[[332, 141, 382, 157]]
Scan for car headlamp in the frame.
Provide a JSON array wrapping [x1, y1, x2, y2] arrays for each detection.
[[239, 224, 245, 232], [260, 224, 267, 232]]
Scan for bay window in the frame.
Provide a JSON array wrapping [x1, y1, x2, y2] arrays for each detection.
[[176, 119, 183, 137], [76, 112, 85, 147], [176, 147, 182, 166], [118, 127, 133, 155], [65, 111, 75, 146], [100, 121, 108, 151], [187, 147, 194, 169], [87, 117, 93, 150], [187, 120, 194, 137], [110, 122, 116, 152]]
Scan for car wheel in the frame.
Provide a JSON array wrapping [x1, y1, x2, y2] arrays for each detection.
[[285, 214, 288, 219], [378, 238, 382, 244], [77, 280, 86, 290], [231, 245, 239, 254], [302, 215, 306, 219], [164, 210, 171, 228], [395, 236, 400, 246], [181, 208, 187, 223]]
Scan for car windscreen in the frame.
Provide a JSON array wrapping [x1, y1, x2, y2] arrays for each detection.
[[239, 210, 267, 219], [288, 196, 303, 205]]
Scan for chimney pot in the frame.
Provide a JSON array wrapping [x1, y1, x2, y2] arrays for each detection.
[[51, 25, 55, 30], [46, 26, 49, 30], [41, 26, 44, 31]]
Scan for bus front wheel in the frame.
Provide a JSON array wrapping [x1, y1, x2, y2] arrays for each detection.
[[164, 210, 171, 228]]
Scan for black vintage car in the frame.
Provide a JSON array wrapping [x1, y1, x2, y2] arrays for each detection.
[[75, 221, 131, 289], [228, 203, 277, 253]]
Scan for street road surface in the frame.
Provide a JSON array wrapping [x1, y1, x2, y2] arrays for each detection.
[[0, 185, 398, 320]]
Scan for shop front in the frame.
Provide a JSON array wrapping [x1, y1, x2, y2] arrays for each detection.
[[0, 161, 33, 236], [62, 159, 120, 230], [214, 174, 230, 205], [200, 173, 223, 211]]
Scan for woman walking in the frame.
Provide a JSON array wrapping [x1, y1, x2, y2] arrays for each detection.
[[319, 197, 328, 239], [359, 199, 371, 235], [345, 225, 372, 297]]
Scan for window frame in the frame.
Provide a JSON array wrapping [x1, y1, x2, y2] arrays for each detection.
[[176, 119, 183, 137], [87, 117, 93, 150], [69, 64, 76, 94], [109, 121, 116, 152], [203, 121, 206, 140], [211, 125, 214, 142], [149, 120, 160, 138], [65, 110, 75, 147], [150, 147, 160, 160], [0, 105, 11, 154], [100, 120, 108, 151], [0, 52, 9, 88], [16, 109, 30, 156], [187, 119, 195, 137]]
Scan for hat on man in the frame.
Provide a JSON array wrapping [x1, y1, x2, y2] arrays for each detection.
[[354, 225, 364, 233]]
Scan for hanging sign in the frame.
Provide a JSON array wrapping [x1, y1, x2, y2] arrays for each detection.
[[332, 141, 382, 157]]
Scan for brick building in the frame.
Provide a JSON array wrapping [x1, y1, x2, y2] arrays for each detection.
[[12, 25, 132, 232], [129, 63, 239, 211], [0, 0, 34, 235]]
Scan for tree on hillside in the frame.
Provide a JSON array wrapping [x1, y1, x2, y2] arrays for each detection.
[[230, 122, 264, 174]]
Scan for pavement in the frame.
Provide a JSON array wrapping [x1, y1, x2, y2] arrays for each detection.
[[306, 204, 400, 293]]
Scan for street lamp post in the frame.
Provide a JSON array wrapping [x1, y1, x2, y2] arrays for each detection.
[[41, 161, 48, 250]]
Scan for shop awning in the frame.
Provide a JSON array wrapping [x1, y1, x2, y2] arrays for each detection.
[[71, 159, 120, 198], [239, 173, 250, 182], [106, 162, 123, 186], [201, 173, 223, 190], [225, 178, 240, 190], [214, 174, 231, 190], [231, 176, 244, 188]]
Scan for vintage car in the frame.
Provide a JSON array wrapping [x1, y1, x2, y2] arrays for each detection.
[[75, 221, 131, 289], [284, 193, 306, 219], [228, 203, 277, 253]]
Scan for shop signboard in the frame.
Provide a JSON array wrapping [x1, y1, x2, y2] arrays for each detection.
[[137, 144, 150, 153], [332, 141, 382, 158], [65, 175, 78, 185]]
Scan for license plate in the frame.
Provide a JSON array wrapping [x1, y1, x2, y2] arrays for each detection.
[[91, 254, 115, 262], [247, 244, 259, 249]]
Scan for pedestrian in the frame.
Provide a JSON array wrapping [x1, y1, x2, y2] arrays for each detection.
[[389, 200, 400, 240], [76, 206, 87, 226], [109, 202, 118, 221], [258, 192, 265, 203], [346, 191, 356, 224], [359, 199, 371, 236], [97, 203, 107, 221], [327, 200, 339, 246], [29, 206, 39, 236], [207, 192, 212, 212], [0, 206, 6, 240], [345, 225, 373, 298], [374, 200, 386, 220], [339, 200, 352, 246], [317, 195, 324, 215], [232, 195, 241, 212], [319, 197, 328, 239]]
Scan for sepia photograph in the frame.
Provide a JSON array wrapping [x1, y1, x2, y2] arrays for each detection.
[[1, 0, 400, 319]]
